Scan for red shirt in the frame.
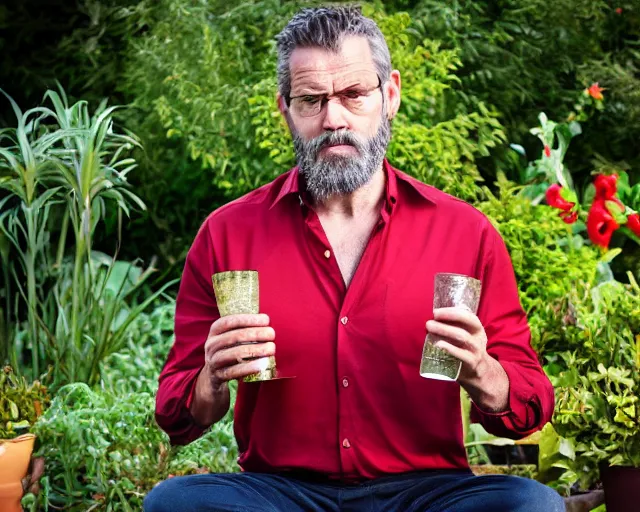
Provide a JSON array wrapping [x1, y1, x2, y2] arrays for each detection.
[[156, 159, 554, 481]]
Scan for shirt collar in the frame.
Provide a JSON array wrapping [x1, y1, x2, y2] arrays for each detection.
[[269, 158, 437, 211]]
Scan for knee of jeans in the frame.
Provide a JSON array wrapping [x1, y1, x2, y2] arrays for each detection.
[[143, 477, 183, 512], [515, 477, 565, 512]]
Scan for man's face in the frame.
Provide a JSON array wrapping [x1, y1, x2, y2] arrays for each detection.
[[279, 36, 400, 201]]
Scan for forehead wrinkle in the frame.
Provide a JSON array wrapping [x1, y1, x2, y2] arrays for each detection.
[[289, 37, 378, 95], [290, 63, 378, 95]]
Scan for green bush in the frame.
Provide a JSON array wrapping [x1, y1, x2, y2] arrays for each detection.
[[410, 0, 640, 184], [477, 174, 602, 356], [540, 276, 640, 494], [30, 384, 236, 511], [29, 304, 238, 511]]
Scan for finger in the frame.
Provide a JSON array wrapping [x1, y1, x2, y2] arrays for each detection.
[[210, 341, 276, 368], [433, 307, 482, 332], [205, 326, 276, 356], [432, 339, 473, 367], [426, 320, 474, 349], [213, 358, 273, 382], [209, 314, 270, 336]]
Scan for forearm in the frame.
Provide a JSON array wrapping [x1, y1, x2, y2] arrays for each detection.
[[459, 355, 509, 413], [190, 366, 231, 428]]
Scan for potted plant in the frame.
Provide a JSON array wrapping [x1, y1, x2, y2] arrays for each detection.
[[0, 366, 49, 512], [544, 274, 640, 511]]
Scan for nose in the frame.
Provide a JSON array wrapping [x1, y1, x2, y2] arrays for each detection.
[[321, 97, 349, 132]]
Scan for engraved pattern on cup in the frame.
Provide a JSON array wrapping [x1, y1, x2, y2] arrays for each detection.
[[420, 273, 482, 381], [212, 270, 277, 382]]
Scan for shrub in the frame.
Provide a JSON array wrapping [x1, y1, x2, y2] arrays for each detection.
[[477, 174, 602, 356], [30, 304, 238, 511], [542, 276, 640, 493]]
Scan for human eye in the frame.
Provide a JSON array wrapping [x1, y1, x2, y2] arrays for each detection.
[[300, 95, 320, 104], [342, 89, 363, 99]]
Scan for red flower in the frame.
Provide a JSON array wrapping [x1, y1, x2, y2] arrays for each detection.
[[544, 145, 551, 158], [560, 210, 578, 224], [587, 83, 605, 101], [616, 7, 623, 14], [593, 173, 618, 200], [587, 199, 623, 248], [546, 184, 578, 224], [546, 184, 574, 211], [626, 213, 640, 237]]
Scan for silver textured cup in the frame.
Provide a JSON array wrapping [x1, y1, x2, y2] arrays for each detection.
[[212, 270, 277, 382], [420, 273, 482, 381]]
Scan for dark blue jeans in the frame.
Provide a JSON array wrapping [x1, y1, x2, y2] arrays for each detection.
[[143, 470, 565, 512]]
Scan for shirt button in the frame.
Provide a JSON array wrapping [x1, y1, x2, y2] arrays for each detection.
[[341, 316, 348, 325], [342, 378, 349, 388], [324, 250, 331, 259], [342, 438, 351, 449]]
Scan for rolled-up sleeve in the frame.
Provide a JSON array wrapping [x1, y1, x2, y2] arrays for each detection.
[[470, 222, 555, 438], [156, 218, 218, 445]]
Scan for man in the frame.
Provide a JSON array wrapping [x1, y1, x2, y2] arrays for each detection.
[[145, 6, 564, 512]]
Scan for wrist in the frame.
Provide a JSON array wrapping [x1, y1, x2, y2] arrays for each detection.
[[460, 356, 510, 413], [200, 365, 228, 400]]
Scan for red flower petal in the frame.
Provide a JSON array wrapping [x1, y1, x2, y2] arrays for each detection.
[[588, 83, 605, 101], [560, 210, 578, 224], [626, 213, 640, 237], [544, 145, 551, 158], [593, 174, 618, 200], [546, 184, 575, 211], [587, 199, 620, 248]]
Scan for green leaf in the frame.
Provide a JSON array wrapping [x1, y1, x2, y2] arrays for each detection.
[[605, 200, 628, 225], [9, 400, 19, 420]]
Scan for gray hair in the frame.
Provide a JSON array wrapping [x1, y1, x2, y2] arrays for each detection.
[[276, 6, 392, 103]]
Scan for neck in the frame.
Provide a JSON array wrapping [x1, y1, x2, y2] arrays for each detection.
[[312, 165, 386, 218]]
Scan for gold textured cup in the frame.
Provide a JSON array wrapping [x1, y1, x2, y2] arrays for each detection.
[[420, 273, 482, 381], [212, 270, 277, 382]]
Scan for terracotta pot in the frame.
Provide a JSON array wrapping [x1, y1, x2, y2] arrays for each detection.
[[0, 433, 36, 512], [601, 465, 640, 512]]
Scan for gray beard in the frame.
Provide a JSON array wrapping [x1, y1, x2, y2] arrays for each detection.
[[293, 110, 391, 202]]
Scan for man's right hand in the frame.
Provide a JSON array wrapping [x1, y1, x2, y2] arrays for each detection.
[[190, 313, 276, 428], [204, 313, 276, 389]]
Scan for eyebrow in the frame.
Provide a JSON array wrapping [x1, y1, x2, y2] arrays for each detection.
[[291, 81, 370, 97]]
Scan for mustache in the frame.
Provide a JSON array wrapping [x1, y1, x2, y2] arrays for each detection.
[[305, 129, 365, 155]]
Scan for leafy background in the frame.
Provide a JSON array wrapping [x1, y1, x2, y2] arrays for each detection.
[[1, 0, 639, 510]]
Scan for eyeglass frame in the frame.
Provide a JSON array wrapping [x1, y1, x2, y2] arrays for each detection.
[[285, 75, 383, 117]]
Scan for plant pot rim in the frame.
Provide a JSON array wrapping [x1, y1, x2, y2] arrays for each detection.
[[0, 433, 36, 444]]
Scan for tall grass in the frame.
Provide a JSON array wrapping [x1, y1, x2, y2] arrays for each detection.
[[0, 87, 176, 387]]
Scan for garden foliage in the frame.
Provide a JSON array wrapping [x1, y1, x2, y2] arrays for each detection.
[[0, 0, 639, 509]]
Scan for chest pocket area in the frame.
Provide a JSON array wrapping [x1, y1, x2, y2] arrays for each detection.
[[382, 274, 433, 369]]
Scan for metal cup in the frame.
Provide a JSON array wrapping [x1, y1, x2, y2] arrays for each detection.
[[212, 270, 277, 382], [420, 273, 482, 381]]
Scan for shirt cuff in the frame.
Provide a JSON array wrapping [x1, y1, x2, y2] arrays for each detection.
[[469, 359, 541, 439]]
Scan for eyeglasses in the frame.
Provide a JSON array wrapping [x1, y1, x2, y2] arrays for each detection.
[[287, 76, 382, 118]]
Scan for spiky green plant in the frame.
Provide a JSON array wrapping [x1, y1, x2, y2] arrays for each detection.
[[0, 87, 176, 386]]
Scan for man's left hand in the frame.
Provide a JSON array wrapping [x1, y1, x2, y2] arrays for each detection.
[[426, 307, 510, 412]]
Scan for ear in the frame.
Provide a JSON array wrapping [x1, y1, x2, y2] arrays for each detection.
[[385, 70, 401, 120], [277, 92, 288, 116], [277, 92, 296, 134]]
